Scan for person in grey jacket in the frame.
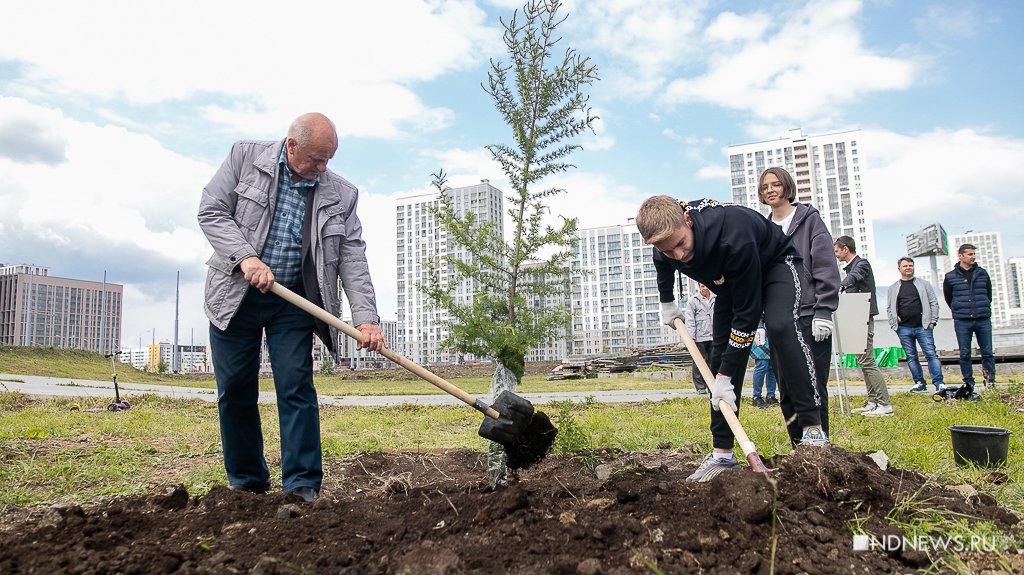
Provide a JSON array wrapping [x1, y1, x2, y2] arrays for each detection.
[[198, 112, 387, 503], [684, 283, 715, 393], [887, 257, 943, 394], [759, 167, 839, 437], [834, 235, 892, 415]]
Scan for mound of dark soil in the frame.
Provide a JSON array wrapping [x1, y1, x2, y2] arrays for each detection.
[[1, 448, 1021, 574]]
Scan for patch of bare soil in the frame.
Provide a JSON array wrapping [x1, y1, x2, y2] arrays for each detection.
[[2, 448, 1021, 574]]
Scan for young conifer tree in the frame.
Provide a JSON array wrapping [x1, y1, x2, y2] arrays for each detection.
[[421, 0, 598, 484]]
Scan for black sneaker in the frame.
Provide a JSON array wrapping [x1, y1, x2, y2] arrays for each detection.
[[909, 383, 928, 393], [752, 396, 766, 409], [286, 486, 319, 503], [766, 396, 779, 407], [229, 482, 270, 494]]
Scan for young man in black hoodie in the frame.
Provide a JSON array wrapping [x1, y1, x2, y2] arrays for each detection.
[[637, 196, 828, 483]]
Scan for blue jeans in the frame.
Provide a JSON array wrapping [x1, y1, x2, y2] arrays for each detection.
[[752, 356, 777, 399], [953, 317, 995, 387], [896, 325, 944, 389], [210, 286, 322, 492]]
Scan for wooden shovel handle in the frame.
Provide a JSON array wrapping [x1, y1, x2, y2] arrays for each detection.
[[270, 283, 501, 419], [673, 319, 758, 457]]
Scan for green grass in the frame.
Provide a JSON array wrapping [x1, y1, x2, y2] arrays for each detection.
[[2, 383, 1022, 514]]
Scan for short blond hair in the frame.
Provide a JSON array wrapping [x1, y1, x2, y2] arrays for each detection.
[[636, 195, 685, 244]]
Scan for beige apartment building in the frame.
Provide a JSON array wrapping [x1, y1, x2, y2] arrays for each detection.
[[0, 264, 122, 354]]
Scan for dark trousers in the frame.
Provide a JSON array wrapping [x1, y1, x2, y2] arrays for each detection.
[[774, 317, 831, 447], [708, 256, 825, 449], [953, 317, 995, 388], [209, 286, 322, 492], [691, 340, 712, 392]]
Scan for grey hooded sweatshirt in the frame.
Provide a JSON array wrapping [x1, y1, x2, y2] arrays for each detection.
[[774, 203, 840, 320]]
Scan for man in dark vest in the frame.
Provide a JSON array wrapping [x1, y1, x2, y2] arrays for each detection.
[[942, 243, 994, 398]]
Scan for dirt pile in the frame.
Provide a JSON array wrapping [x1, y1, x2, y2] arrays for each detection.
[[2, 448, 1021, 574]]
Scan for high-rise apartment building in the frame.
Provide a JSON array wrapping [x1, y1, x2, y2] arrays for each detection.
[[522, 261, 572, 362], [1006, 257, 1024, 310], [571, 222, 696, 356], [728, 128, 876, 261], [396, 181, 504, 365], [338, 319, 399, 369], [0, 264, 122, 354], [947, 231, 1010, 326], [1005, 257, 1024, 328]]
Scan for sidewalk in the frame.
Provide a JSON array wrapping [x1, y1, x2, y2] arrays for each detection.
[[1, 372, 981, 407]]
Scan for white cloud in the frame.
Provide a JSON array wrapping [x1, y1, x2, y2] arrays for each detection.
[[864, 127, 1024, 229], [913, 4, 993, 38], [696, 164, 728, 180], [0, 97, 216, 346], [704, 10, 771, 44], [660, 0, 917, 124], [0, 0, 498, 139], [568, 0, 709, 98]]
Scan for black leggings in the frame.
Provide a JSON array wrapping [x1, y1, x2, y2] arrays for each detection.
[[708, 256, 825, 450]]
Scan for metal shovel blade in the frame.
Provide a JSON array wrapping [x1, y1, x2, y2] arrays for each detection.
[[478, 390, 558, 470]]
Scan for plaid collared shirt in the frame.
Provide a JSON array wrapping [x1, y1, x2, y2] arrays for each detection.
[[262, 150, 317, 287]]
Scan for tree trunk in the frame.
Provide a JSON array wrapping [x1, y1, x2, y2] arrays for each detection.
[[486, 359, 518, 487]]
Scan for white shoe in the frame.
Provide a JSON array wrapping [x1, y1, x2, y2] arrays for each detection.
[[863, 404, 894, 417], [851, 401, 877, 414]]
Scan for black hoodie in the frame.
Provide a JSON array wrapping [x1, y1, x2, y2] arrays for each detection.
[[653, 199, 799, 378]]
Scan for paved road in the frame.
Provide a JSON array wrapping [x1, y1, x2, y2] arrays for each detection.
[[0, 372, 944, 408]]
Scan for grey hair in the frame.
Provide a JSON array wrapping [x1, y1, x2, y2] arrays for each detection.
[[288, 113, 337, 147]]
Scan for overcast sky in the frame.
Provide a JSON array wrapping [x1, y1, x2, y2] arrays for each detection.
[[2, 0, 1022, 348]]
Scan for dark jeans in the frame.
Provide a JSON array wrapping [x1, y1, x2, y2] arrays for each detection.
[[752, 356, 776, 399], [708, 256, 824, 450], [953, 317, 995, 387], [691, 339, 712, 392], [210, 286, 322, 492], [896, 325, 943, 388]]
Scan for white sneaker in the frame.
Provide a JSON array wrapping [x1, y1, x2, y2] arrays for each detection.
[[863, 404, 894, 417], [851, 401, 877, 414]]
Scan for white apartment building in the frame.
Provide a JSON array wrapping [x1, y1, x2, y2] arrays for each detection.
[[1007, 257, 1024, 327], [522, 262, 573, 362], [728, 128, 876, 261], [571, 222, 697, 356], [1006, 257, 1024, 311], [121, 342, 209, 373], [338, 319, 399, 369], [947, 231, 1010, 327], [396, 181, 504, 365]]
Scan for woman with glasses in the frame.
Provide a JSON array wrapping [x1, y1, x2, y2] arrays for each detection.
[[758, 167, 841, 445]]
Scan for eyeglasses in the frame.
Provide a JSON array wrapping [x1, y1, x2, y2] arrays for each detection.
[[759, 181, 784, 192]]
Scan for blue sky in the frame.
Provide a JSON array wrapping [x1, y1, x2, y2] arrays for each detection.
[[1, 0, 1022, 347]]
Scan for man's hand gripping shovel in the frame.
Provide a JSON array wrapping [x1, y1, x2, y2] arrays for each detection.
[[271, 284, 557, 469], [673, 319, 770, 473]]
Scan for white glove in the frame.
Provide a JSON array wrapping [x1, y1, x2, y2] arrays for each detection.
[[660, 301, 684, 328], [711, 374, 737, 413], [754, 328, 766, 347], [812, 318, 833, 342]]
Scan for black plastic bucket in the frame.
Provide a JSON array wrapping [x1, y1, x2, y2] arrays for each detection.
[[948, 425, 1012, 467]]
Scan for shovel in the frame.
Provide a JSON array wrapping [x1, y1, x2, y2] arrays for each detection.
[[673, 319, 770, 473], [270, 283, 556, 469]]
